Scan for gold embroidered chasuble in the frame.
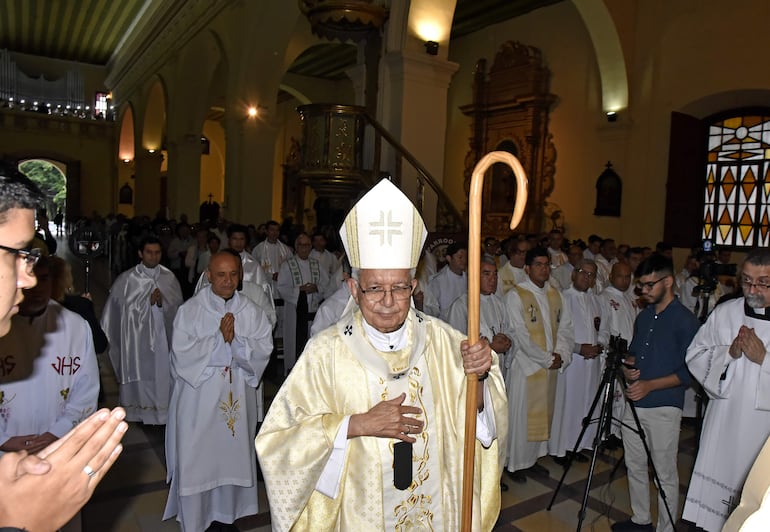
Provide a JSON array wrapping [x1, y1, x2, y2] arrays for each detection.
[[513, 285, 562, 441], [256, 308, 508, 531]]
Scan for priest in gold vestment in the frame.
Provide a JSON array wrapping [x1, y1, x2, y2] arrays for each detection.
[[256, 179, 508, 531]]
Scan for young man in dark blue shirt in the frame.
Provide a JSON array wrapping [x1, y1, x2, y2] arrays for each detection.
[[611, 255, 700, 532]]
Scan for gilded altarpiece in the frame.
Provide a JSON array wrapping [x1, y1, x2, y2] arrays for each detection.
[[460, 41, 557, 237]]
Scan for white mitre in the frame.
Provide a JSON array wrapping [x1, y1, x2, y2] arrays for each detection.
[[340, 179, 427, 269]]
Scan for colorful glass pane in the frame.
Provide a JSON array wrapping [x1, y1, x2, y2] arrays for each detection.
[[702, 112, 770, 248], [721, 169, 736, 199]]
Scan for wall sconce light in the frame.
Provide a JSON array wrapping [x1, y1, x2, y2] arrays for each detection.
[[425, 40, 439, 56], [122, 158, 132, 164], [247, 106, 258, 118], [606, 111, 617, 123], [148, 149, 156, 154]]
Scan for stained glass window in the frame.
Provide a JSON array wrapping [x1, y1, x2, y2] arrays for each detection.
[[703, 112, 770, 248]]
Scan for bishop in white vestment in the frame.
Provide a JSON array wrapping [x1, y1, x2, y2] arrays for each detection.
[[257, 179, 508, 531], [102, 238, 183, 424], [164, 251, 273, 531]]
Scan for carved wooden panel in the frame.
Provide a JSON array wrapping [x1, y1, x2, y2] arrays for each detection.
[[460, 41, 557, 238]]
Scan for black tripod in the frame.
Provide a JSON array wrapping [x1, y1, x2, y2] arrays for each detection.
[[546, 337, 675, 531]]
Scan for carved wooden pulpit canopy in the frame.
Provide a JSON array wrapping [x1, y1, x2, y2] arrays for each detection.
[[460, 41, 557, 238]]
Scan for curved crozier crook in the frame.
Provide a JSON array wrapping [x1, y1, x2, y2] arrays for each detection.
[[461, 150, 528, 531]]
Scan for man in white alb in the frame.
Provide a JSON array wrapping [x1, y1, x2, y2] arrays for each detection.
[[102, 236, 183, 424], [547, 229, 568, 269], [497, 238, 529, 296], [164, 251, 273, 532], [197, 224, 268, 293], [503, 246, 574, 483], [551, 244, 584, 292], [447, 257, 514, 373], [597, 261, 638, 441], [549, 259, 602, 462], [276, 233, 329, 372], [0, 256, 99, 455], [683, 248, 770, 532], [252, 220, 292, 293], [425, 241, 468, 320]]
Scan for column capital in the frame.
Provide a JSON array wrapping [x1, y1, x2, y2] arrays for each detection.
[[382, 50, 459, 89]]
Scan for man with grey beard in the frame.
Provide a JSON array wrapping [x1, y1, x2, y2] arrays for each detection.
[[683, 248, 770, 532]]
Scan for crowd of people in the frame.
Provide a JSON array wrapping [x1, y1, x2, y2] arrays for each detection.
[[2, 170, 770, 531]]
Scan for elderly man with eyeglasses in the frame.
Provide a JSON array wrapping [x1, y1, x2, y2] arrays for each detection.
[[683, 248, 770, 532], [257, 179, 508, 531], [611, 255, 700, 532], [548, 259, 604, 464]]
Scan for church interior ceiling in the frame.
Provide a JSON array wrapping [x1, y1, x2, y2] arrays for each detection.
[[0, 0, 563, 72]]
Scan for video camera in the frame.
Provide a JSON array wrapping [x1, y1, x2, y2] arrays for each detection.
[[605, 334, 629, 370], [695, 239, 737, 294]]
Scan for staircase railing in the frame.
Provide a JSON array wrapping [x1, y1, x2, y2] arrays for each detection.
[[297, 104, 465, 233]]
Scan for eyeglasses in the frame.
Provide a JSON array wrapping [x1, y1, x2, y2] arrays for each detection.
[[576, 268, 596, 278], [0, 244, 42, 274], [357, 283, 414, 302], [741, 276, 770, 291], [637, 277, 666, 291]]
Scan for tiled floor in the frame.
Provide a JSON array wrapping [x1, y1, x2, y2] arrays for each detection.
[[81, 353, 702, 531], [66, 246, 703, 531]]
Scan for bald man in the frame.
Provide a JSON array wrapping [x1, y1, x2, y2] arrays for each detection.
[[164, 251, 273, 531]]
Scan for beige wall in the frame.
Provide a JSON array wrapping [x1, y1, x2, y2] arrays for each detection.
[[7, 0, 770, 262], [444, 0, 770, 254], [0, 110, 116, 217]]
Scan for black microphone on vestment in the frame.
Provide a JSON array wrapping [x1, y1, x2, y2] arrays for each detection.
[[393, 441, 412, 490]]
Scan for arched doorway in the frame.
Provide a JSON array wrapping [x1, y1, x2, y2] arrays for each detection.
[[18, 158, 67, 235]]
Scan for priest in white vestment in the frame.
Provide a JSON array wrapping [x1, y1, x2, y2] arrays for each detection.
[[251, 220, 292, 293], [164, 251, 273, 531], [594, 239, 618, 293], [597, 261, 638, 439], [547, 229, 568, 269], [310, 232, 339, 278], [0, 257, 99, 455], [257, 179, 508, 531], [549, 260, 603, 459], [195, 224, 269, 295], [551, 244, 584, 292], [276, 233, 330, 372], [425, 241, 468, 320], [447, 257, 515, 384], [310, 280, 351, 336], [503, 246, 574, 483], [496, 239, 529, 296], [683, 249, 770, 532], [102, 237, 183, 424]]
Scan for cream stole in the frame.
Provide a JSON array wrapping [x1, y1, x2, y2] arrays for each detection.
[[514, 285, 562, 441]]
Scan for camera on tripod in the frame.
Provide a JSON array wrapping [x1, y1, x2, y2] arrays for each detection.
[[695, 239, 737, 295], [606, 335, 629, 370]]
